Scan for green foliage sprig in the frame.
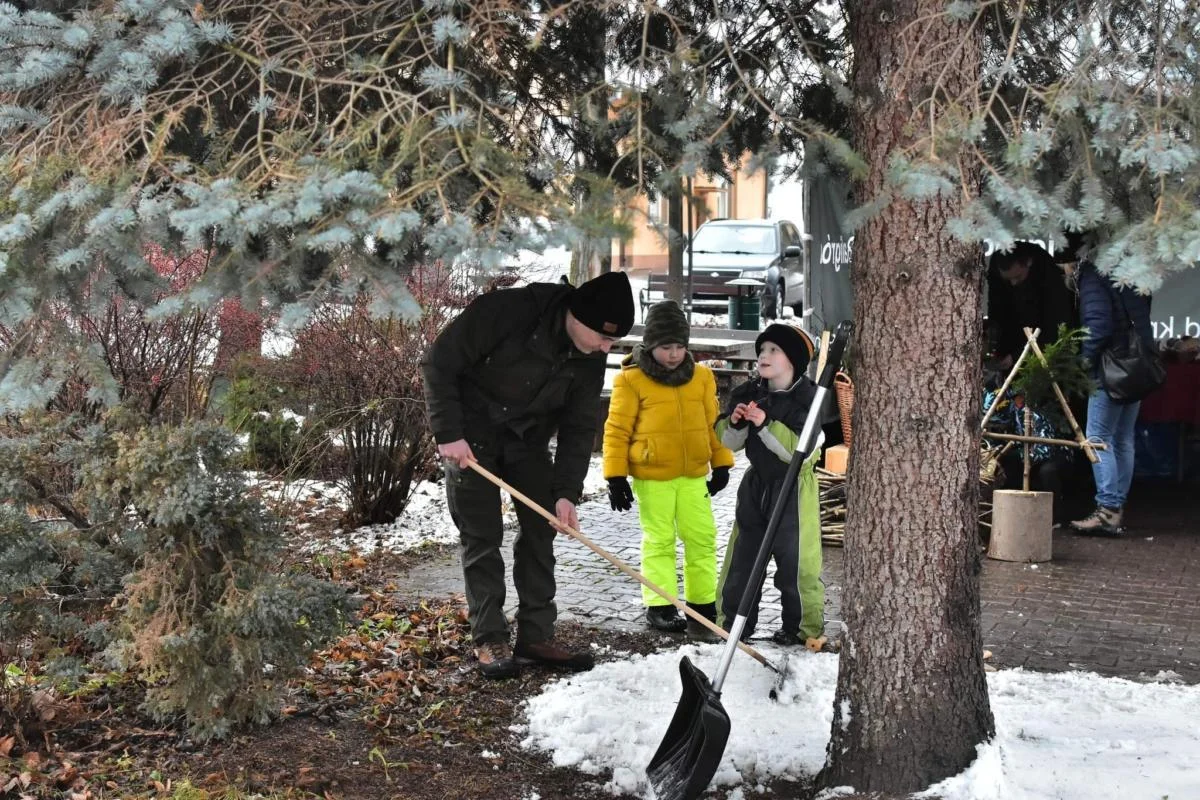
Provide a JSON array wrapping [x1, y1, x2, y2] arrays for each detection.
[[1011, 325, 1095, 431]]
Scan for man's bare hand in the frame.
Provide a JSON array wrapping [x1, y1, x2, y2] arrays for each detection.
[[554, 499, 578, 533], [438, 439, 475, 469]]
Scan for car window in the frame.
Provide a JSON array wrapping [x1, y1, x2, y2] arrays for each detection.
[[781, 224, 799, 247], [691, 225, 778, 255]]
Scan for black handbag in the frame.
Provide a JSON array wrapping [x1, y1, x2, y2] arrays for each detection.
[[1099, 289, 1165, 404]]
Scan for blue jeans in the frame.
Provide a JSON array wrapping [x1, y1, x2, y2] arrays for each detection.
[[1086, 390, 1140, 509]]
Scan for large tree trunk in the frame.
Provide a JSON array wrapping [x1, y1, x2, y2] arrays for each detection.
[[819, 1, 994, 793]]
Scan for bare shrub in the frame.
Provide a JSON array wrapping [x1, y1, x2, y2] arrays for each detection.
[[286, 267, 467, 526]]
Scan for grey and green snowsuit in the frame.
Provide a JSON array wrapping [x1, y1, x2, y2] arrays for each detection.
[[715, 376, 824, 641]]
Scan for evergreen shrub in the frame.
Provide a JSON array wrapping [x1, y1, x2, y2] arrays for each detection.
[[88, 418, 350, 740], [0, 408, 349, 740], [220, 355, 309, 476]]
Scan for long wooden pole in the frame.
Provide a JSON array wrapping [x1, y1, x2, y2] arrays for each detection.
[[983, 431, 1108, 450]]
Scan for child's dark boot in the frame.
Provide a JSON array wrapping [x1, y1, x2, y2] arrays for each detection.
[[646, 604, 686, 632], [771, 629, 804, 647]]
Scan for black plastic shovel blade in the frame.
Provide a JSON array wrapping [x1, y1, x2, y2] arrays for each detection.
[[646, 656, 731, 800]]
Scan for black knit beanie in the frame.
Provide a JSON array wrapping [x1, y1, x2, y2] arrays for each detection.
[[568, 271, 635, 337], [642, 300, 690, 349], [755, 323, 815, 375]]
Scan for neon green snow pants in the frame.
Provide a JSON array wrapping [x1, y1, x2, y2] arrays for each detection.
[[631, 475, 718, 606]]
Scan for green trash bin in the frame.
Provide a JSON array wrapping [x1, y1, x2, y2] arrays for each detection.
[[725, 278, 763, 331], [727, 293, 761, 331]]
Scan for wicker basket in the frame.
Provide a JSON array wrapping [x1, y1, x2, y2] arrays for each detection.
[[833, 371, 854, 448]]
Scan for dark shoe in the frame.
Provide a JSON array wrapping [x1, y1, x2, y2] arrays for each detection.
[[513, 639, 595, 672], [1070, 506, 1123, 536], [475, 642, 519, 679], [685, 602, 719, 640], [646, 604, 687, 633], [771, 629, 803, 647]]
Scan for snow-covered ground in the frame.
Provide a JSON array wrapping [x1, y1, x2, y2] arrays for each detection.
[[520, 643, 1200, 799]]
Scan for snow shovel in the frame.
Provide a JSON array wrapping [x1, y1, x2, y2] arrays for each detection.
[[464, 460, 788, 682], [646, 319, 852, 800]]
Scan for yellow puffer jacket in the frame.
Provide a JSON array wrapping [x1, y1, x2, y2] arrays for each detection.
[[602, 362, 735, 481]]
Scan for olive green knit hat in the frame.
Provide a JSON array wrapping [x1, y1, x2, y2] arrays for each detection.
[[642, 300, 690, 349]]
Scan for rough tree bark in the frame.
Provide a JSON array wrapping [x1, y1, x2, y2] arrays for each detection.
[[818, 0, 994, 794]]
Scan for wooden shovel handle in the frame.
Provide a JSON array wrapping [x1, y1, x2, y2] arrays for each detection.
[[464, 460, 779, 673]]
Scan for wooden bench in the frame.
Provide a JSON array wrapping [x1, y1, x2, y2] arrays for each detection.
[[640, 272, 747, 319]]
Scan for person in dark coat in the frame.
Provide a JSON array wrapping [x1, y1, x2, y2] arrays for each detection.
[[422, 271, 634, 678], [1070, 261, 1155, 535], [987, 242, 1079, 367]]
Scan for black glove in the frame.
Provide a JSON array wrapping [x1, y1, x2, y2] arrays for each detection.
[[608, 477, 634, 512], [706, 466, 730, 496]]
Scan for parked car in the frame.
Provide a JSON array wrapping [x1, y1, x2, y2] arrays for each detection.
[[687, 218, 807, 319]]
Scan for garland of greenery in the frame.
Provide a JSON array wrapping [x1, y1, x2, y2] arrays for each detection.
[[1011, 325, 1095, 431]]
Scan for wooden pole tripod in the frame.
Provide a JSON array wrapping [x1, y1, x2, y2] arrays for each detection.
[[981, 327, 1105, 465]]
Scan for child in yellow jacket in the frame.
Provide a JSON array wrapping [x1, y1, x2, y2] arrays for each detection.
[[602, 300, 735, 633]]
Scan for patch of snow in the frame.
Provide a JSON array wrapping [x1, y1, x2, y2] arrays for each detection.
[[268, 453, 611, 555], [249, 474, 348, 509], [522, 646, 1200, 799], [521, 642, 835, 796], [316, 478, 459, 553]]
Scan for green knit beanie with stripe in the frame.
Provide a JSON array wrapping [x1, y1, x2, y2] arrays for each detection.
[[642, 300, 690, 349]]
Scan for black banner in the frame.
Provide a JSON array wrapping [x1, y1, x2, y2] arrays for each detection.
[[805, 179, 855, 334]]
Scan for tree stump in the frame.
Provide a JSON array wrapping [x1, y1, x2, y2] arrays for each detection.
[[988, 490, 1053, 563]]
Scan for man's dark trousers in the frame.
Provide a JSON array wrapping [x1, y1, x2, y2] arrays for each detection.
[[446, 445, 557, 647]]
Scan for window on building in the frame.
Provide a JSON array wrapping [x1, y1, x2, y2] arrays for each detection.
[[647, 194, 663, 223], [706, 175, 731, 219]]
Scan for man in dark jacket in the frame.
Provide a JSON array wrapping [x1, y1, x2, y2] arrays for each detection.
[[987, 242, 1079, 367], [1071, 261, 1155, 535], [422, 271, 634, 678]]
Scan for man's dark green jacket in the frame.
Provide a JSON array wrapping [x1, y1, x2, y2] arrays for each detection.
[[421, 283, 607, 504]]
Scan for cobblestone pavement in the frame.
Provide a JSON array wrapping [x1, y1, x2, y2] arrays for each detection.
[[398, 471, 1200, 683]]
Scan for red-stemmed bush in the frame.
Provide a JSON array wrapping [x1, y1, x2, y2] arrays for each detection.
[[285, 266, 469, 526]]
